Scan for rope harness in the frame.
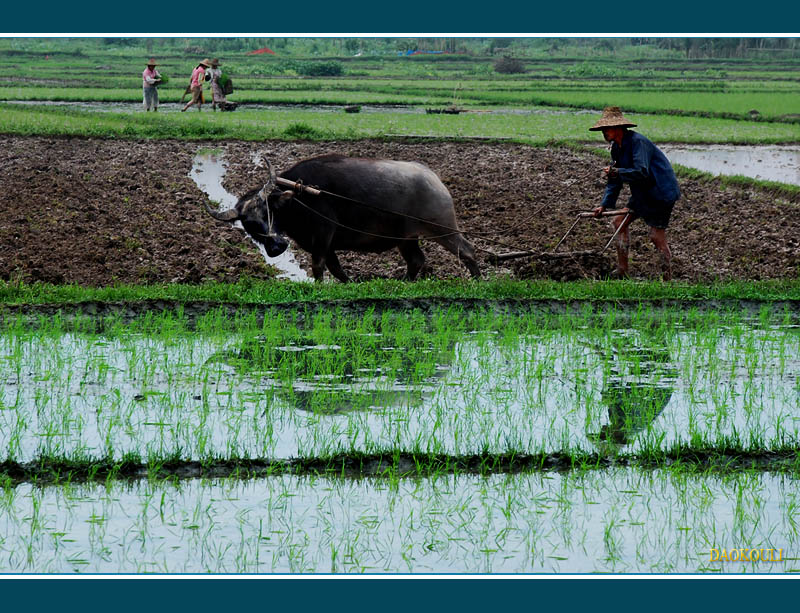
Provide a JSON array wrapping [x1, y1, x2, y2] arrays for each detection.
[[257, 169, 615, 261], [261, 180, 528, 254]]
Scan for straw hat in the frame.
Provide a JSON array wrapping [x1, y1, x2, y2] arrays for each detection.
[[146, 58, 158, 66], [210, 58, 220, 67], [589, 106, 637, 131], [199, 58, 211, 68]]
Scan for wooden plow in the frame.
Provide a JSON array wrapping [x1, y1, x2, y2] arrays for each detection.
[[486, 209, 631, 266]]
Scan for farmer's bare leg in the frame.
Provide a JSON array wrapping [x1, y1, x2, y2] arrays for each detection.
[[649, 227, 672, 281], [611, 214, 634, 276]]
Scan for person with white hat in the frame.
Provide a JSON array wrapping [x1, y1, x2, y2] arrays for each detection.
[[590, 106, 680, 280], [182, 58, 211, 112], [142, 58, 162, 112]]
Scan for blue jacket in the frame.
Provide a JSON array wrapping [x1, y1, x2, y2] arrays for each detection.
[[601, 131, 680, 209]]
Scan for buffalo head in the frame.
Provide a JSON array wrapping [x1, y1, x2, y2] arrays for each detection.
[[204, 160, 294, 257]]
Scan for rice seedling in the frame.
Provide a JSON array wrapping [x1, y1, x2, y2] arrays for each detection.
[[0, 297, 798, 572], [0, 301, 798, 471]]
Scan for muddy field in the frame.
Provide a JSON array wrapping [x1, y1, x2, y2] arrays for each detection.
[[1, 135, 798, 285]]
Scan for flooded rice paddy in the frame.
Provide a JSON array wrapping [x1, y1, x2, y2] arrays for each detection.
[[1, 304, 798, 573], [14, 100, 800, 186], [1, 308, 799, 461], [661, 145, 800, 186], [1, 470, 796, 573], [7, 100, 593, 116]]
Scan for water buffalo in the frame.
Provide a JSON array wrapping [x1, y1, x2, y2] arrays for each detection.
[[205, 154, 481, 282]]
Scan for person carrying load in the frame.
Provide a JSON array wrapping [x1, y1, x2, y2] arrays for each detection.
[[207, 58, 229, 111], [181, 58, 211, 112]]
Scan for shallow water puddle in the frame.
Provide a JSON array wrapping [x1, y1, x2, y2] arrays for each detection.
[[661, 145, 800, 186], [1, 320, 798, 462], [6, 100, 423, 114], [0, 469, 795, 573], [190, 151, 309, 281], [7, 100, 595, 116]]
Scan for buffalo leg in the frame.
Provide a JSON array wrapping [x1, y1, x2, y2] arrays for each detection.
[[310, 234, 335, 282], [433, 233, 481, 278], [325, 251, 351, 283], [398, 240, 427, 280], [310, 252, 327, 281]]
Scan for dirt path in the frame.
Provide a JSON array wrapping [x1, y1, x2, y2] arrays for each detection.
[[2, 136, 798, 285]]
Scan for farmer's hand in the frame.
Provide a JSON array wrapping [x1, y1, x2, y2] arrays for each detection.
[[592, 206, 605, 218], [602, 166, 619, 179]]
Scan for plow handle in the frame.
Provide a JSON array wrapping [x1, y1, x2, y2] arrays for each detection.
[[577, 209, 630, 218]]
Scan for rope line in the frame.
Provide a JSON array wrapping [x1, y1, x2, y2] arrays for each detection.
[[289, 193, 538, 255], [266, 167, 605, 259]]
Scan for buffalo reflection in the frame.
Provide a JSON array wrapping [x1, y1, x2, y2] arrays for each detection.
[[205, 330, 454, 414]]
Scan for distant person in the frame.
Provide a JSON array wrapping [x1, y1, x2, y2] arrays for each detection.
[[142, 58, 162, 112], [182, 59, 211, 112], [590, 106, 681, 280], [207, 58, 228, 111]]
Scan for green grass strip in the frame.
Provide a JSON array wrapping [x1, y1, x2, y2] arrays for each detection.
[[2, 102, 799, 144], [3, 278, 800, 305]]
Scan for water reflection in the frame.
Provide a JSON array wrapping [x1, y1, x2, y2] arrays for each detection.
[[205, 331, 455, 414], [586, 334, 676, 451]]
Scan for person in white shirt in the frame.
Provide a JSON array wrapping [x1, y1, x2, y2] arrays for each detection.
[[142, 59, 162, 112]]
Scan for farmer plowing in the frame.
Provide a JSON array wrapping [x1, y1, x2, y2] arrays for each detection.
[[589, 106, 681, 281], [487, 106, 681, 281]]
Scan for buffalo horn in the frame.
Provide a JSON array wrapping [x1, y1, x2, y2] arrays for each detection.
[[204, 202, 239, 222], [264, 158, 277, 191]]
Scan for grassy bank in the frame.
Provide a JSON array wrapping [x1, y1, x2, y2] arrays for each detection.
[[2, 103, 799, 144], [2, 278, 800, 306], [3, 446, 800, 486]]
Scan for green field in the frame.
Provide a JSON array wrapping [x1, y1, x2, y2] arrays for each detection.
[[1, 37, 799, 142], [2, 103, 799, 144]]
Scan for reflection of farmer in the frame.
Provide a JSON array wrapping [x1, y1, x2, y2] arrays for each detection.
[[586, 341, 674, 450], [589, 381, 673, 447], [142, 58, 161, 112], [590, 107, 681, 281], [181, 58, 211, 112], [207, 58, 227, 111]]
